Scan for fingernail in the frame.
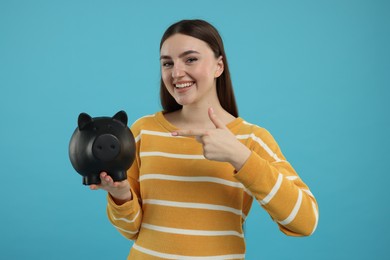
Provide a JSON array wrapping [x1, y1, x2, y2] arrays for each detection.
[[171, 132, 178, 136]]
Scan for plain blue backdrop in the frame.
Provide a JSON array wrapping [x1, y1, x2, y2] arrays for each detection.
[[1, 0, 389, 259]]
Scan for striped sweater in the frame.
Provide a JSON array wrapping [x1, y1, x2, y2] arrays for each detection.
[[107, 111, 319, 259]]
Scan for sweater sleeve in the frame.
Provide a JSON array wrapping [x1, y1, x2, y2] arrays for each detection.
[[106, 125, 143, 240], [234, 128, 319, 236]]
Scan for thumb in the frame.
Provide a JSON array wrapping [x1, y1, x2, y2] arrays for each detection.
[[208, 107, 226, 129]]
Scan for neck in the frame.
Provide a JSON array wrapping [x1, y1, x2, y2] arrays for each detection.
[[179, 101, 234, 128], [181, 105, 214, 126], [163, 87, 236, 129]]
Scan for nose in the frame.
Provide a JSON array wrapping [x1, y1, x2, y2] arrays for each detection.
[[172, 64, 185, 78]]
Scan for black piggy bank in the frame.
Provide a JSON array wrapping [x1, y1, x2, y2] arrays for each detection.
[[69, 110, 136, 185]]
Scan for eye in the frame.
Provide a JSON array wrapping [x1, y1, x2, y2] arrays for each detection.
[[161, 61, 173, 68], [186, 57, 198, 63]]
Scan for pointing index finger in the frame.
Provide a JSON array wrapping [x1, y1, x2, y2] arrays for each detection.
[[208, 107, 227, 129], [171, 129, 207, 137]]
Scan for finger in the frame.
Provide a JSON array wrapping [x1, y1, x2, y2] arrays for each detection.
[[99, 172, 115, 186], [91, 173, 108, 190], [90, 184, 100, 190], [208, 107, 227, 129], [102, 175, 113, 184], [172, 129, 207, 137]]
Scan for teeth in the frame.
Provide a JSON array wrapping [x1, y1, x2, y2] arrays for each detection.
[[175, 82, 193, 88]]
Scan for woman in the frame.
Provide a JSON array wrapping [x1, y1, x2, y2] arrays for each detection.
[[91, 19, 319, 259]]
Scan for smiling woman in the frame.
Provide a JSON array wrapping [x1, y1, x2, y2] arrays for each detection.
[[90, 19, 319, 259], [160, 34, 224, 113], [159, 20, 238, 117]]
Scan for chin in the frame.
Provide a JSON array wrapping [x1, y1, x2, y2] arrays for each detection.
[[174, 97, 196, 106]]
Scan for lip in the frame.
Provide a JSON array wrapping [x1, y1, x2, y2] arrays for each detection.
[[174, 81, 195, 93], [174, 81, 195, 88]]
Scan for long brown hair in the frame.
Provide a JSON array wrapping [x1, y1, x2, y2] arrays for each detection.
[[159, 19, 239, 117]]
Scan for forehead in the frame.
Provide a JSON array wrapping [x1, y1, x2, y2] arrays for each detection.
[[160, 34, 212, 56]]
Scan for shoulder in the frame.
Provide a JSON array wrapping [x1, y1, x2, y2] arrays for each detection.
[[129, 112, 160, 135], [237, 119, 282, 158], [237, 118, 273, 139]]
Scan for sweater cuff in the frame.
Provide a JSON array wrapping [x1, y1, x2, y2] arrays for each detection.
[[107, 188, 140, 216]]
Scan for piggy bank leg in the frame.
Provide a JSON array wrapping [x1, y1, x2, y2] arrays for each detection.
[[83, 174, 101, 185], [109, 170, 127, 182]]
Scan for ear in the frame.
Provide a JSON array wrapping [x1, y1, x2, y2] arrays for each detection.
[[215, 56, 224, 78], [113, 110, 128, 126], [78, 113, 93, 130]]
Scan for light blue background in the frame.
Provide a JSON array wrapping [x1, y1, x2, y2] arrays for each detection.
[[1, 0, 389, 259]]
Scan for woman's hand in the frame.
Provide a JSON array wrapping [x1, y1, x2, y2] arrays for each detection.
[[90, 172, 132, 205], [172, 108, 251, 171]]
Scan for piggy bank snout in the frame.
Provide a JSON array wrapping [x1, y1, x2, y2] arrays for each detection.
[[92, 134, 121, 162]]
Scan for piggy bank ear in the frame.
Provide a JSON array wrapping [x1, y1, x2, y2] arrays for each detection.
[[78, 113, 93, 130], [113, 110, 128, 126]]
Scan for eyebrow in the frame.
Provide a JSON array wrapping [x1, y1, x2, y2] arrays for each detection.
[[160, 50, 200, 60]]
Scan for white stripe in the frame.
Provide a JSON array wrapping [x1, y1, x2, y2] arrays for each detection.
[[134, 133, 141, 143], [259, 173, 283, 205], [286, 176, 299, 181], [236, 133, 282, 162], [133, 243, 245, 259], [301, 188, 319, 234], [142, 223, 244, 238], [140, 129, 175, 137], [302, 189, 314, 198], [140, 151, 205, 159], [132, 115, 156, 143], [278, 189, 303, 225], [140, 174, 253, 198], [112, 224, 139, 235], [310, 200, 319, 235], [235, 134, 252, 140], [140, 174, 243, 188], [135, 128, 187, 143], [110, 208, 140, 224], [143, 199, 243, 216]]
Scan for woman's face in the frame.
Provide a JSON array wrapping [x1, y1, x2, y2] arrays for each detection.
[[160, 34, 224, 107]]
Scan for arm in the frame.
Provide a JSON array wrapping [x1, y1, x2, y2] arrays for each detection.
[[105, 126, 143, 240], [173, 108, 319, 236], [91, 168, 142, 240], [234, 128, 319, 236], [106, 172, 143, 240]]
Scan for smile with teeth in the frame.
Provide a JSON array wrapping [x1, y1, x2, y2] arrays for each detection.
[[175, 82, 194, 88]]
